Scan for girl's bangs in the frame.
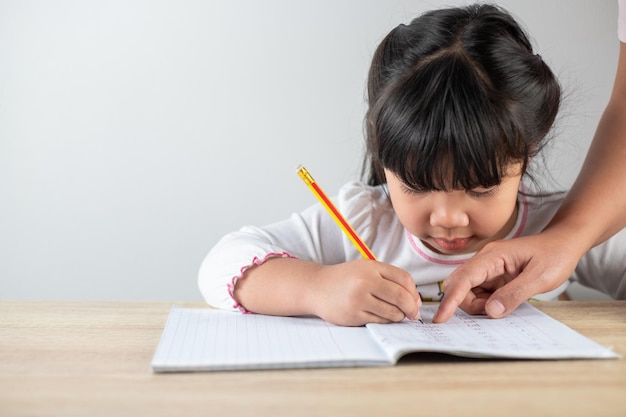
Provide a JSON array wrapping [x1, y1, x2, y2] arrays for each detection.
[[373, 55, 526, 191]]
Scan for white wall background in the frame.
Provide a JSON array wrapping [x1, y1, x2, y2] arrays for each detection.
[[0, 0, 618, 301]]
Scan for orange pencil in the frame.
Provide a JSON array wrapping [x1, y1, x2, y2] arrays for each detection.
[[296, 165, 377, 261], [297, 165, 423, 323]]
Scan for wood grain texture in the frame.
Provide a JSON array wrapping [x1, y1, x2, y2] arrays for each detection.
[[1, 301, 625, 417]]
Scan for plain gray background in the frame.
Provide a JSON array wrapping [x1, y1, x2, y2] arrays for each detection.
[[0, 0, 618, 301]]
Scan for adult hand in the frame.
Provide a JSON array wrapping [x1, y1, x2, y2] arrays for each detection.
[[432, 230, 583, 323]]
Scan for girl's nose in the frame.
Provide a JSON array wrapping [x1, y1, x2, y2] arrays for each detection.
[[429, 199, 470, 228]]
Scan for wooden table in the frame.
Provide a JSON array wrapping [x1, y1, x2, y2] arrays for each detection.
[[1, 301, 625, 417]]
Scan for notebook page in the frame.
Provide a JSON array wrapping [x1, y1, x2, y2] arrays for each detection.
[[366, 302, 618, 361], [151, 307, 389, 372]]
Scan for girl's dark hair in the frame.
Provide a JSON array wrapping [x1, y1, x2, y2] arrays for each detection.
[[363, 4, 561, 190]]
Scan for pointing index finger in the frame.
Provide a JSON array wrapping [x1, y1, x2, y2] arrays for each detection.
[[432, 256, 506, 322], [432, 276, 474, 322]]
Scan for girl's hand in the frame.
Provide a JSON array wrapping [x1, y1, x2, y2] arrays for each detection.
[[309, 259, 421, 326]]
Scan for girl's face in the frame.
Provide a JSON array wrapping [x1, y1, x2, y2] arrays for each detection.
[[384, 165, 523, 255]]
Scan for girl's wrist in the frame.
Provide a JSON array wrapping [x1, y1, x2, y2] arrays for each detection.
[[298, 263, 328, 319]]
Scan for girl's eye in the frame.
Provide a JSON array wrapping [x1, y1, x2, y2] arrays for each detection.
[[467, 187, 498, 198], [401, 184, 428, 195]]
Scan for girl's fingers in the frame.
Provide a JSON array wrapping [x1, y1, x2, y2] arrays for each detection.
[[367, 281, 419, 321], [375, 262, 421, 300]]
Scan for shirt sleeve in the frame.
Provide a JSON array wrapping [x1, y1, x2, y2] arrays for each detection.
[[573, 228, 626, 300], [197, 184, 375, 311]]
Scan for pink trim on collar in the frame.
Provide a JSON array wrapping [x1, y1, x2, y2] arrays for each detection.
[[227, 251, 297, 313]]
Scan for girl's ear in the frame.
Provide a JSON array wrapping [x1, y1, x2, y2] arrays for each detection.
[[508, 158, 530, 177]]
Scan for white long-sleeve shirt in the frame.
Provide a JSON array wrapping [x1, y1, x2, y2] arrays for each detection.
[[199, 182, 626, 312]]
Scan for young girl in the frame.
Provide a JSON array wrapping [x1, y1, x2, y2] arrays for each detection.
[[199, 4, 575, 326]]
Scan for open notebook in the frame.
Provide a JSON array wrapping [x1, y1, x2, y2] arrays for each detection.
[[151, 302, 618, 372]]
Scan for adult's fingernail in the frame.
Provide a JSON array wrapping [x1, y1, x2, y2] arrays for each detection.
[[487, 299, 505, 317]]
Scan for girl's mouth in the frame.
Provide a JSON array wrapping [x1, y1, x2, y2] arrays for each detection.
[[432, 237, 471, 251]]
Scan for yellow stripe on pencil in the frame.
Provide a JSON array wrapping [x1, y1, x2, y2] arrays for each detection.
[[296, 165, 377, 261], [297, 165, 423, 323]]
